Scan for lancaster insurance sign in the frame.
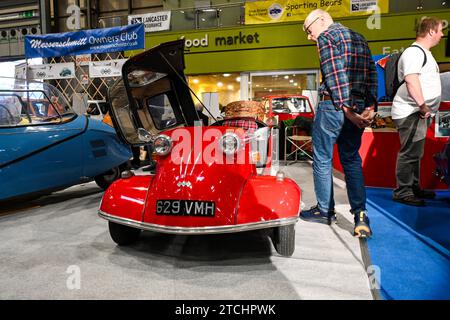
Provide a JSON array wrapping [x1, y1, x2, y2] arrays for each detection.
[[24, 24, 145, 58], [128, 11, 171, 32]]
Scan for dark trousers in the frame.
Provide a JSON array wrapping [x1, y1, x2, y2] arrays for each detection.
[[393, 112, 432, 197]]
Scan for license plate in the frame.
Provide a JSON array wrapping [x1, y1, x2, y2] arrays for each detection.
[[156, 200, 215, 217]]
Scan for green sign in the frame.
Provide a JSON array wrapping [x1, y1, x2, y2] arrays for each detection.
[[129, 9, 449, 74]]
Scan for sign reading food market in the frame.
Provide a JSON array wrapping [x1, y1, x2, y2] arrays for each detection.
[[128, 11, 171, 32], [24, 24, 145, 58], [245, 0, 389, 24], [179, 32, 261, 49]]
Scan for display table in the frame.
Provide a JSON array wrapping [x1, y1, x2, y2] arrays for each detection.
[[333, 102, 450, 190]]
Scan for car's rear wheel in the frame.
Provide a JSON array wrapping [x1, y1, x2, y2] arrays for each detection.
[[271, 224, 295, 257], [95, 167, 121, 190], [108, 221, 141, 246]]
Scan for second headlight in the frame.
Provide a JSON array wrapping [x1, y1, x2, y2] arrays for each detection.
[[153, 134, 172, 156], [219, 132, 241, 155]]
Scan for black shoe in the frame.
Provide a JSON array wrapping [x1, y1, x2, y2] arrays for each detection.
[[353, 211, 372, 238], [392, 194, 425, 206], [413, 188, 436, 199], [300, 205, 336, 225]]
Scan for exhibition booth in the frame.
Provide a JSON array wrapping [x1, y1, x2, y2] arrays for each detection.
[[333, 102, 450, 190]]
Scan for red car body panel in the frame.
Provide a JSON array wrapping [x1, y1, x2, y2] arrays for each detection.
[[237, 175, 301, 224], [101, 175, 153, 222], [142, 126, 253, 227]]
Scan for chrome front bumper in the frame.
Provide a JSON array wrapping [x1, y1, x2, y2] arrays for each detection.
[[98, 210, 298, 235]]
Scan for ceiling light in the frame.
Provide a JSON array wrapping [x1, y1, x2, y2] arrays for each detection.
[[227, 85, 234, 90], [236, 77, 241, 82], [293, 82, 298, 86], [192, 79, 199, 84], [284, 75, 289, 79], [269, 89, 273, 92], [223, 73, 230, 77], [289, 79, 294, 83], [217, 82, 223, 87]]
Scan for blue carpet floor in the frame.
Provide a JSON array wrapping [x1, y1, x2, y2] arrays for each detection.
[[365, 188, 450, 300]]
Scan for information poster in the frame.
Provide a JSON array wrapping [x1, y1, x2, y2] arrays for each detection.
[[245, 0, 389, 25], [27, 62, 75, 80]]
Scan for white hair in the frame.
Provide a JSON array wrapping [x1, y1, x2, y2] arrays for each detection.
[[303, 9, 333, 30]]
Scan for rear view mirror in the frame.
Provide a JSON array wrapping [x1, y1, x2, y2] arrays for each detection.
[[138, 128, 153, 142]]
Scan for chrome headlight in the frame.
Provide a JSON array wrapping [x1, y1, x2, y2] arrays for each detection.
[[219, 133, 241, 155], [153, 134, 172, 156]]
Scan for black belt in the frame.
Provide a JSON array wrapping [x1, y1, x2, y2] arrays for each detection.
[[320, 94, 366, 102], [320, 95, 332, 101]]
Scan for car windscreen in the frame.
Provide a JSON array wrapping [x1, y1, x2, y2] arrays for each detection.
[[146, 93, 178, 130], [0, 90, 75, 127], [271, 97, 312, 113], [129, 73, 184, 133]]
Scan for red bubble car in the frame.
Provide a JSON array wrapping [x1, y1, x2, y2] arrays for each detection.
[[98, 40, 301, 256], [263, 94, 315, 123]]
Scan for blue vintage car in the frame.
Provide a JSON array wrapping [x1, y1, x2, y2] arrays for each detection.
[[0, 77, 132, 202]]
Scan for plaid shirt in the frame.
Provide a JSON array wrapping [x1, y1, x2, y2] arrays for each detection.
[[317, 23, 378, 111], [222, 118, 258, 134]]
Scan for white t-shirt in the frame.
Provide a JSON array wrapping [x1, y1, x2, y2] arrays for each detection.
[[391, 42, 441, 120]]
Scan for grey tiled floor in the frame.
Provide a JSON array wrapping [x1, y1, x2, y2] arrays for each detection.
[[0, 162, 373, 299]]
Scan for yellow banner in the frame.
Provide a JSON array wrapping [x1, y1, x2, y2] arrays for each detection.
[[245, 0, 389, 25]]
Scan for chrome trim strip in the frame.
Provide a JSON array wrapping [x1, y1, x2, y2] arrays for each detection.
[[98, 210, 298, 235]]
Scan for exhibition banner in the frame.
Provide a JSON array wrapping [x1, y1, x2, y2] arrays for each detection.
[[128, 11, 171, 32], [245, 0, 389, 25], [27, 62, 75, 80], [24, 24, 145, 58], [88, 59, 127, 78]]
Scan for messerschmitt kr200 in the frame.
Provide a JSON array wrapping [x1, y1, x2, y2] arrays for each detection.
[[99, 40, 301, 256]]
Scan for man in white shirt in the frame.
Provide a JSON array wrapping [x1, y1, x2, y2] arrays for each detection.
[[392, 17, 444, 206]]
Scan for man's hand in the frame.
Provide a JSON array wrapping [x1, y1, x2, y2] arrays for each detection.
[[418, 103, 431, 119], [361, 107, 375, 124], [343, 107, 371, 129]]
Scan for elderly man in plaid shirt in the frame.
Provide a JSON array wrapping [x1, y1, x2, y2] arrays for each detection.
[[299, 9, 377, 238]]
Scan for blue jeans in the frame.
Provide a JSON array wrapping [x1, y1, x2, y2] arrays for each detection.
[[312, 100, 366, 214]]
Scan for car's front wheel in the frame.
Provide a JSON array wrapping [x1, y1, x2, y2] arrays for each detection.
[[94, 167, 121, 190], [271, 224, 295, 257], [108, 221, 141, 246]]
